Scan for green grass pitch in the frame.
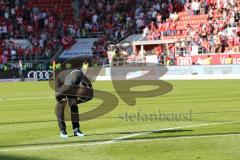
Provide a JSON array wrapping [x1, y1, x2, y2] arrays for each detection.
[[0, 80, 240, 160]]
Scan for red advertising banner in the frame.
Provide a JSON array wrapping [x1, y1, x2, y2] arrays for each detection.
[[176, 54, 240, 66]]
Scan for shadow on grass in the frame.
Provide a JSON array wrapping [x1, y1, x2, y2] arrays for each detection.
[[0, 129, 192, 149], [0, 130, 238, 151], [86, 129, 192, 136], [0, 154, 49, 160], [0, 120, 56, 125]]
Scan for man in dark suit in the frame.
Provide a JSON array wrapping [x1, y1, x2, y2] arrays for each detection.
[[55, 69, 93, 138]]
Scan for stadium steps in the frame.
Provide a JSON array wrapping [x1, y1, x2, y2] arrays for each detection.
[[179, 14, 208, 21], [176, 19, 208, 26], [162, 12, 209, 40]]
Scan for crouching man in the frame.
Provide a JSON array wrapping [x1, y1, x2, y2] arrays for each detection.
[[55, 69, 93, 138]]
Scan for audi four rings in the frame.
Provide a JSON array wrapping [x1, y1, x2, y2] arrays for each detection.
[[28, 70, 53, 80]]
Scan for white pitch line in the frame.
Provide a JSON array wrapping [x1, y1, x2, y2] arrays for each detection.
[[111, 120, 240, 141], [114, 133, 240, 144], [0, 133, 240, 152], [0, 121, 240, 152]]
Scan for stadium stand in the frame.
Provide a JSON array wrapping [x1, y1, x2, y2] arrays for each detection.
[[145, 0, 240, 55], [0, 0, 240, 71]]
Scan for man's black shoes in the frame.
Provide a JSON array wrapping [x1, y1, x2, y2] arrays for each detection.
[[60, 130, 68, 138], [73, 128, 84, 137], [60, 129, 84, 138]]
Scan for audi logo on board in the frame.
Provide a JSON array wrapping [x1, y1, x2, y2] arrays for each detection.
[[28, 70, 53, 80]]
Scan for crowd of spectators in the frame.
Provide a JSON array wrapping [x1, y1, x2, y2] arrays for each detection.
[[89, 0, 183, 63], [0, 0, 144, 66], [176, 0, 240, 54], [78, 0, 135, 41], [0, 0, 71, 65], [1, 0, 240, 69], [78, 0, 136, 61], [144, 0, 240, 55]]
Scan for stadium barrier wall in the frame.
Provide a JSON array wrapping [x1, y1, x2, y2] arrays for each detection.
[[176, 53, 240, 66], [96, 65, 240, 80], [0, 65, 240, 81]]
